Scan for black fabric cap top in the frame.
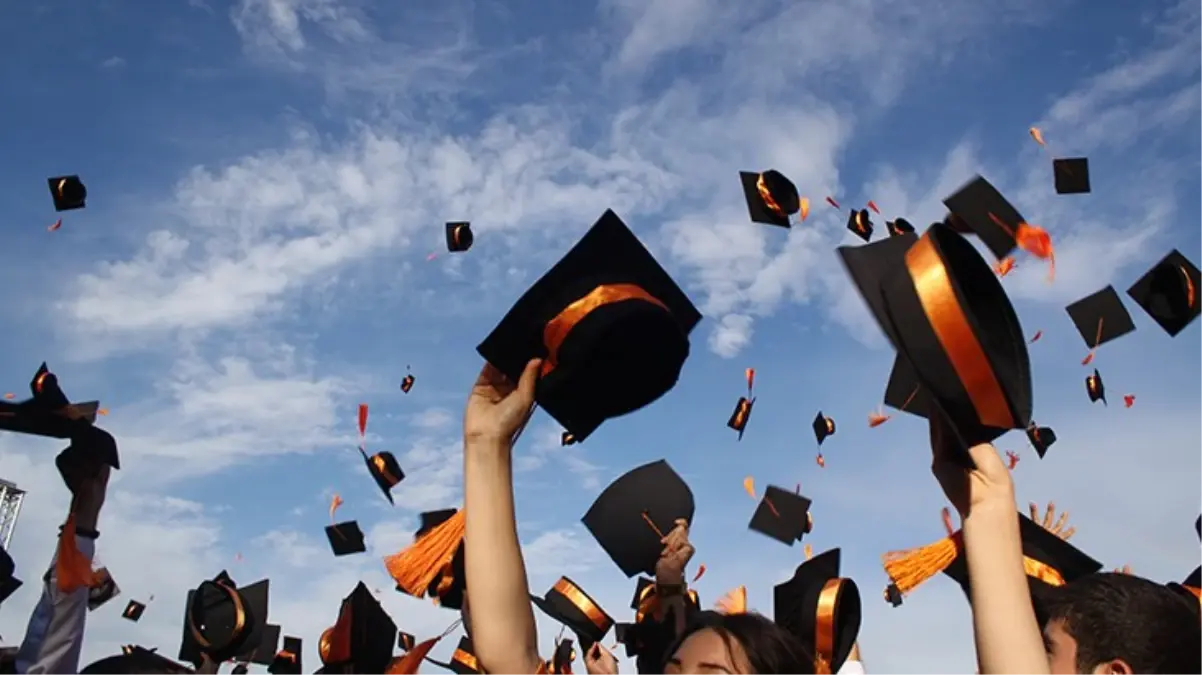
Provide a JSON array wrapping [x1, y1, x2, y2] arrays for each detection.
[[531, 576, 614, 650], [561, 431, 578, 446], [747, 485, 812, 546], [887, 218, 916, 237], [945, 513, 1103, 595], [249, 624, 281, 666], [425, 636, 482, 674], [362, 449, 404, 505], [883, 356, 931, 420], [48, 175, 87, 212], [1085, 369, 1106, 404], [87, 568, 120, 611], [446, 222, 474, 253], [332, 582, 397, 673], [1126, 249, 1201, 337], [942, 175, 1024, 260], [839, 222, 1032, 452], [268, 636, 303, 675], [178, 573, 270, 666], [582, 459, 695, 577], [477, 209, 702, 442], [812, 411, 834, 446], [123, 600, 146, 622], [1026, 423, 1057, 459], [1065, 286, 1136, 349], [1052, 158, 1091, 195], [739, 170, 799, 228], [773, 548, 861, 673], [81, 648, 194, 675], [398, 631, 416, 652], [1186, 566, 1201, 588], [727, 396, 754, 439], [846, 209, 874, 243], [325, 521, 366, 557], [413, 509, 466, 609]]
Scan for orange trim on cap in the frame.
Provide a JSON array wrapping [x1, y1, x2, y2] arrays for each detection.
[[372, 455, 400, 487], [189, 579, 248, 655], [553, 578, 611, 631], [1023, 556, 1066, 586], [1183, 585, 1201, 602], [452, 648, 479, 672], [813, 578, 843, 675], [756, 174, 784, 217], [541, 284, 668, 377], [904, 233, 1014, 429], [34, 371, 49, 394]]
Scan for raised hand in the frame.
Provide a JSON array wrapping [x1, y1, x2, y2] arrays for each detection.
[[463, 360, 541, 447], [585, 643, 618, 675], [654, 519, 695, 586], [1029, 502, 1076, 541]]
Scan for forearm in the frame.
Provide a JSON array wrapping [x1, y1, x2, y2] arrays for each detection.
[[464, 439, 542, 674], [962, 500, 1049, 674]]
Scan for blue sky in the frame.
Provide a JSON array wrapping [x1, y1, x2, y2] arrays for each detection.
[[0, 0, 1199, 673]]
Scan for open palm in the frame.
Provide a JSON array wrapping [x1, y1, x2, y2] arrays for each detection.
[[463, 360, 541, 444]]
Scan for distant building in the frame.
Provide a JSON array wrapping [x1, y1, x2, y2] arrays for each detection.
[[0, 479, 26, 550]]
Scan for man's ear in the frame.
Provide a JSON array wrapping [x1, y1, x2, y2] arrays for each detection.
[[1094, 659, 1133, 674]]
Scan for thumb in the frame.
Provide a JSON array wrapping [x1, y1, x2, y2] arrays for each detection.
[[517, 358, 542, 400]]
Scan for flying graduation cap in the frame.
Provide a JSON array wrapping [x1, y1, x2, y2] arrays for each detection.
[[582, 459, 694, 578], [360, 449, 404, 504], [87, 568, 120, 611], [385, 508, 467, 610], [48, 175, 87, 212], [739, 170, 801, 227], [122, 599, 146, 622], [942, 175, 1025, 260], [268, 636, 303, 675], [748, 485, 813, 546], [1085, 369, 1106, 405], [1026, 423, 1057, 458], [531, 576, 614, 649], [812, 412, 835, 446], [316, 582, 398, 674], [774, 549, 861, 674], [0, 363, 105, 445], [325, 520, 367, 557], [398, 631, 416, 652], [886, 218, 916, 237], [1127, 249, 1201, 337], [80, 647, 193, 675], [476, 210, 701, 443], [882, 356, 930, 420], [561, 431, 578, 446], [1065, 286, 1136, 364], [424, 636, 484, 674], [1052, 158, 1090, 195], [400, 366, 415, 394], [178, 571, 271, 666], [0, 545, 21, 607], [839, 222, 1032, 453], [727, 397, 754, 439], [846, 209, 874, 243], [446, 222, 474, 253], [249, 624, 281, 666]]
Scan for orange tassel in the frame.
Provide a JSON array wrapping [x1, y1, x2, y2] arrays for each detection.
[[385, 509, 465, 597], [881, 510, 963, 596], [715, 585, 747, 615], [387, 637, 440, 674], [56, 514, 95, 593], [692, 565, 706, 583], [868, 411, 891, 427]]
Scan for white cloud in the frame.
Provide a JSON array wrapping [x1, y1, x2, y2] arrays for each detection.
[[100, 56, 125, 69], [514, 424, 603, 490], [521, 528, 598, 578], [409, 407, 453, 432]]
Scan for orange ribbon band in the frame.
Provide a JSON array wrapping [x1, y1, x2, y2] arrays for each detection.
[[190, 579, 248, 654], [1181, 265, 1196, 308], [756, 174, 784, 217], [452, 648, 479, 672], [904, 232, 1014, 429], [732, 399, 752, 427], [554, 578, 611, 631], [1183, 585, 1201, 602], [34, 372, 48, 394], [372, 455, 400, 486], [813, 578, 843, 674], [542, 284, 668, 377], [453, 225, 464, 249], [1022, 556, 1066, 586]]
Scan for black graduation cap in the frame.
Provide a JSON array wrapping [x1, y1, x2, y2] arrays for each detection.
[[747, 485, 812, 546], [531, 577, 614, 650], [883, 355, 931, 419], [739, 170, 800, 228], [320, 582, 398, 673], [1085, 369, 1106, 405], [325, 520, 366, 557], [48, 175, 87, 212], [0, 362, 103, 442], [561, 431, 578, 446], [1168, 567, 1202, 604], [398, 631, 416, 652], [477, 210, 702, 442], [425, 636, 482, 674], [812, 411, 834, 446], [1127, 249, 1201, 337], [0, 575, 21, 606], [883, 583, 904, 608], [249, 624, 281, 666], [361, 449, 404, 504], [123, 599, 146, 622], [81, 647, 194, 675], [727, 396, 754, 440], [178, 572, 270, 665], [268, 636, 303, 675], [1026, 423, 1057, 458], [231, 663, 250, 675], [942, 175, 1025, 260], [400, 374, 415, 394], [944, 512, 1102, 594], [582, 459, 695, 577], [446, 222, 474, 253], [412, 509, 466, 610], [846, 209, 873, 242], [839, 223, 1032, 452], [87, 568, 120, 611], [886, 218, 916, 237], [629, 577, 655, 611], [773, 549, 861, 674], [1052, 158, 1090, 195], [1065, 286, 1136, 356], [1185, 566, 1200, 589], [1195, 515, 1200, 540]]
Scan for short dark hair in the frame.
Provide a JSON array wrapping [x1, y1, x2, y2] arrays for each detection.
[[1037, 572, 1201, 674], [662, 610, 815, 674]]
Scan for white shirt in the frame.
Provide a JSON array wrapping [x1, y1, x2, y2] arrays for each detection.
[[15, 535, 95, 674], [839, 659, 867, 675]]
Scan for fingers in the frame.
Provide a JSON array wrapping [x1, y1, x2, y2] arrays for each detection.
[[1053, 509, 1069, 535], [1029, 502, 1039, 523], [1044, 502, 1056, 530], [673, 518, 689, 531], [517, 359, 543, 400], [1060, 526, 1076, 541], [588, 643, 601, 660]]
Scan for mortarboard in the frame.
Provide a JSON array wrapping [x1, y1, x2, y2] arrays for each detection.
[[123, 599, 146, 622], [1052, 158, 1090, 195], [582, 459, 695, 578], [269, 636, 303, 675], [0, 362, 103, 441], [886, 218, 916, 237], [390, 508, 467, 609], [747, 485, 812, 546], [727, 396, 754, 440], [942, 175, 1025, 260], [178, 571, 270, 665], [81, 647, 194, 675], [944, 512, 1102, 593], [425, 636, 483, 674], [325, 521, 367, 557], [1127, 249, 1201, 337], [477, 209, 702, 442], [361, 449, 404, 504], [739, 170, 800, 228], [400, 374, 415, 394], [1026, 423, 1057, 458], [48, 175, 87, 212], [446, 222, 474, 253], [1065, 286, 1136, 361], [839, 222, 1032, 452], [318, 582, 397, 673], [1085, 369, 1106, 405], [0, 576, 21, 606], [531, 577, 614, 650], [87, 568, 120, 611], [846, 209, 873, 243], [398, 631, 416, 652], [774, 549, 861, 674], [249, 624, 281, 666], [561, 431, 578, 446], [812, 411, 834, 446], [882, 355, 930, 419]]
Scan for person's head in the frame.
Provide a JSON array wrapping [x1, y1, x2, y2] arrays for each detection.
[[1037, 572, 1201, 674], [663, 611, 813, 674], [80, 651, 194, 674]]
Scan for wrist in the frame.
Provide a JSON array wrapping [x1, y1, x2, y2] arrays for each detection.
[[463, 435, 512, 455], [962, 496, 1015, 529]]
